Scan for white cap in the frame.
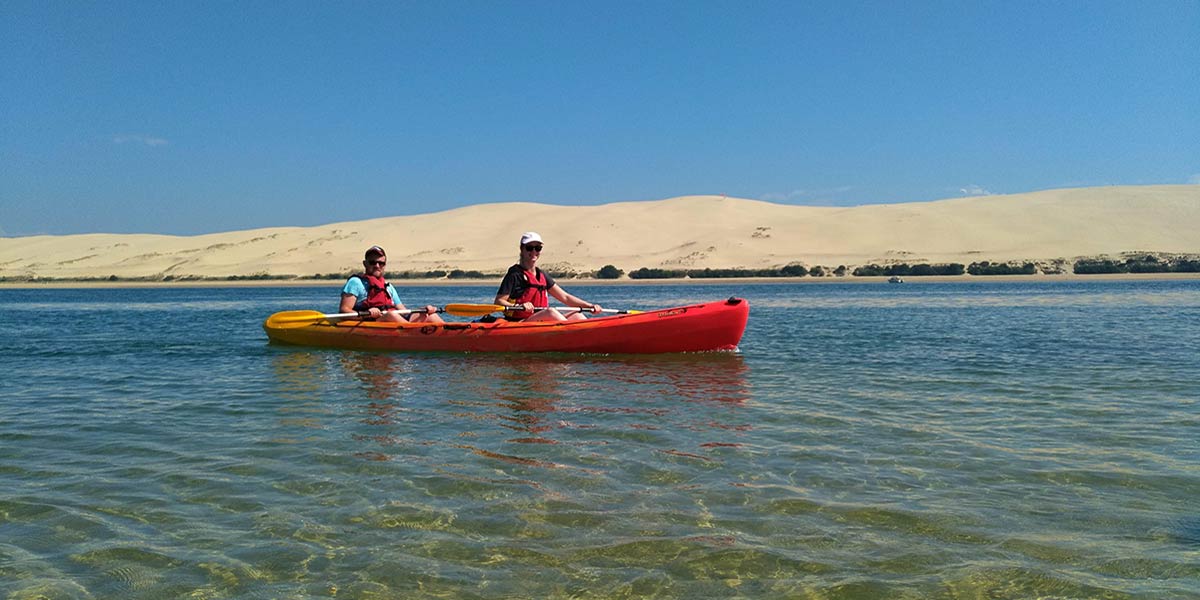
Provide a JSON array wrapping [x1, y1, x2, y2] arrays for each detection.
[[519, 232, 543, 246]]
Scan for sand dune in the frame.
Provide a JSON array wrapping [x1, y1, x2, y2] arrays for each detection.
[[2, 185, 1198, 280]]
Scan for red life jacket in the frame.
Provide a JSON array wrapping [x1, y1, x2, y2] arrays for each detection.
[[355, 274, 397, 311], [508, 267, 549, 320]]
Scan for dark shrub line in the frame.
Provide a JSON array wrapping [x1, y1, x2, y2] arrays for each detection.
[[852, 263, 967, 277], [1074, 256, 1200, 274], [627, 265, 828, 279], [7, 256, 1200, 283], [967, 262, 1036, 275]]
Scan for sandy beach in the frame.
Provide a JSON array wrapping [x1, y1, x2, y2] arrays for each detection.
[[2, 184, 1198, 283]]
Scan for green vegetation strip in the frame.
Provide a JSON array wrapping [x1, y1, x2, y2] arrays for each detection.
[[5, 256, 1198, 283]]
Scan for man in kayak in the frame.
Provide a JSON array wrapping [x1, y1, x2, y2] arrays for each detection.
[[340, 246, 444, 323], [493, 232, 602, 322]]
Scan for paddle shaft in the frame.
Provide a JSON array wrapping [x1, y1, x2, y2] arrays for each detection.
[[442, 303, 636, 317], [532, 306, 631, 314]]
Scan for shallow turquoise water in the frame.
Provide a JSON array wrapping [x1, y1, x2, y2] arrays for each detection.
[[1, 281, 1198, 598]]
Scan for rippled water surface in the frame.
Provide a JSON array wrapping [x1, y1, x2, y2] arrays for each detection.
[[2, 281, 1198, 598]]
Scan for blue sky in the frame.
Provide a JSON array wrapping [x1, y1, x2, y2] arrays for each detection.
[[2, 1, 1197, 236]]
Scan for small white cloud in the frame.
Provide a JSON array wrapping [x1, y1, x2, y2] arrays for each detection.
[[1187, 174, 1200, 184], [114, 135, 168, 147], [959, 185, 991, 196], [761, 186, 854, 205], [761, 189, 809, 202]]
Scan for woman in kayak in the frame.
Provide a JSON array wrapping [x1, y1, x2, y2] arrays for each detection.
[[493, 232, 602, 322], [340, 246, 444, 323]]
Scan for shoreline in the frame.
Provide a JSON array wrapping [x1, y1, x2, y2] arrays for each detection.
[[2, 272, 1198, 290]]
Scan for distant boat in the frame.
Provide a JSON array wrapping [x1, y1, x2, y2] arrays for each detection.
[[888, 276, 904, 284]]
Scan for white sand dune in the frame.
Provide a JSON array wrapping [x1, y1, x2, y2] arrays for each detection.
[[2, 185, 1198, 280]]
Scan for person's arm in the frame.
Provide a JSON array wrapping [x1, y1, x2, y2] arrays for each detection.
[[494, 270, 522, 308], [388, 285, 440, 321], [548, 284, 601, 313], [387, 285, 407, 312], [340, 278, 363, 313]]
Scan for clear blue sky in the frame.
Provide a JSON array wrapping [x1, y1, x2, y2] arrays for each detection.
[[2, 1, 1197, 236]]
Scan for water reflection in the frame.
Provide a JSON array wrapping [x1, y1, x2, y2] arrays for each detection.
[[268, 349, 752, 472], [491, 358, 570, 442], [339, 353, 417, 425], [268, 350, 325, 400], [443, 353, 754, 485], [268, 350, 336, 435], [445, 352, 752, 433], [592, 353, 752, 405]]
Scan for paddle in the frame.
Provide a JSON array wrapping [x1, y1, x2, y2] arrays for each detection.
[[555, 306, 641, 315], [443, 303, 640, 317], [267, 308, 438, 328]]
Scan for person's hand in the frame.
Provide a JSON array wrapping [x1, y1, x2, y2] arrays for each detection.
[[368, 307, 382, 318], [424, 305, 438, 314], [524, 301, 534, 312], [589, 304, 602, 314]]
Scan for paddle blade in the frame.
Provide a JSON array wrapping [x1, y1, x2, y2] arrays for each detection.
[[444, 303, 507, 317], [265, 310, 364, 328], [265, 310, 329, 329]]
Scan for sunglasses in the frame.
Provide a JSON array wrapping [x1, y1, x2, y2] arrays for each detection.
[[367, 259, 386, 266], [523, 245, 543, 252]]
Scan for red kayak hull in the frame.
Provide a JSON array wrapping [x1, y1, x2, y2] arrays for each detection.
[[264, 298, 749, 354]]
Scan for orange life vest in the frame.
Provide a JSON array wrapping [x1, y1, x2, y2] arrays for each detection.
[[355, 274, 397, 311], [508, 267, 548, 320]]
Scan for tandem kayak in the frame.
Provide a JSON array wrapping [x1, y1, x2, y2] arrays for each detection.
[[264, 298, 749, 354]]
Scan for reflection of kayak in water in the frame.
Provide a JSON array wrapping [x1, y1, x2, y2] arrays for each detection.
[[264, 298, 749, 354]]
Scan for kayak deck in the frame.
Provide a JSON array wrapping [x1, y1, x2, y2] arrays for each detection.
[[264, 298, 749, 354]]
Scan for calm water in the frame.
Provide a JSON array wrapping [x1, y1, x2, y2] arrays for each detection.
[[2, 281, 1198, 599]]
